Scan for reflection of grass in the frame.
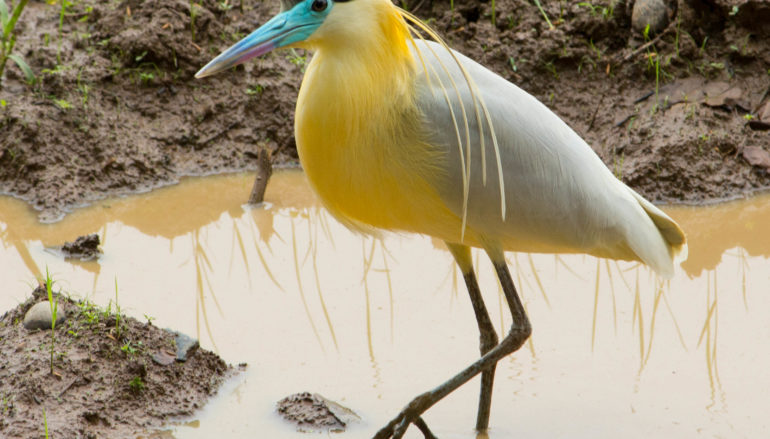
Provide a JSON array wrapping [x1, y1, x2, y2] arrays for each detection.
[[290, 216, 324, 351], [311, 217, 338, 350], [698, 269, 723, 407], [632, 269, 645, 369], [192, 230, 221, 352]]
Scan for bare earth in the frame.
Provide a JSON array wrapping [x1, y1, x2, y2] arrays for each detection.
[[0, 0, 768, 222], [0, 287, 234, 438]]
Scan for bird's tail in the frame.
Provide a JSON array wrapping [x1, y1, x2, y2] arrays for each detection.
[[626, 189, 688, 278]]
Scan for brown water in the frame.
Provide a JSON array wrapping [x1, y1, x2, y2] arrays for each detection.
[[1, 171, 769, 438]]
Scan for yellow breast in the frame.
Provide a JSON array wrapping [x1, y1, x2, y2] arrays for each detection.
[[293, 19, 463, 240]]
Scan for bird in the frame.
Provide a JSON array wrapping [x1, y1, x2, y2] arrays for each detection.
[[195, 0, 688, 437]]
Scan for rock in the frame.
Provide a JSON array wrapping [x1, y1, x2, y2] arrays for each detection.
[[632, 0, 669, 36], [748, 119, 770, 131], [276, 392, 360, 433], [164, 330, 199, 362], [152, 350, 176, 366], [759, 102, 770, 121], [61, 234, 102, 261], [741, 147, 770, 172], [751, 101, 770, 130], [23, 301, 66, 330]]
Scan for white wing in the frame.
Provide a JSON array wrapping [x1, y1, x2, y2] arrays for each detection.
[[410, 40, 686, 277]]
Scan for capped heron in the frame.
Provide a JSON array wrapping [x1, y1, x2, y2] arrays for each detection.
[[196, 0, 687, 437]]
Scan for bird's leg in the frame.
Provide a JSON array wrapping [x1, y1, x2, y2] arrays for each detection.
[[373, 249, 531, 439], [414, 417, 438, 439], [463, 270, 499, 430], [446, 243, 499, 431]]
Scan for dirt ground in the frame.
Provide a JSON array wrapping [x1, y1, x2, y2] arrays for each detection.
[[0, 286, 234, 439], [0, 0, 768, 222]]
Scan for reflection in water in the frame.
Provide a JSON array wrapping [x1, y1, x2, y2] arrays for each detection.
[[192, 229, 221, 352], [0, 173, 768, 438], [700, 269, 725, 412]]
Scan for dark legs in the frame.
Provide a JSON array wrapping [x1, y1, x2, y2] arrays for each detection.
[[446, 243, 499, 431], [373, 244, 532, 439]]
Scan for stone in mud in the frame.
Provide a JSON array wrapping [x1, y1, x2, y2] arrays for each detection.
[[61, 234, 102, 261], [741, 147, 770, 172], [164, 330, 199, 362], [750, 101, 770, 130], [152, 349, 176, 366], [23, 301, 66, 330], [632, 0, 669, 36], [277, 392, 360, 433]]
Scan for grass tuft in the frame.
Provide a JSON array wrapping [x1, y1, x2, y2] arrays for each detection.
[[0, 0, 34, 84]]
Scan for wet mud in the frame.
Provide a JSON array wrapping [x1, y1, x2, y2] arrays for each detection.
[[59, 233, 102, 261], [276, 392, 360, 433], [0, 286, 234, 439], [0, 0, 768, 221]]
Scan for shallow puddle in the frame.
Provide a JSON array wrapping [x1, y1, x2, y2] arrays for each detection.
[[1, 171, 769, 438]]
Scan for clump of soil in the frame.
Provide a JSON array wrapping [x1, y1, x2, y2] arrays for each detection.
[[276, 392, 360, 433], [60, 233, 102, 261], [0, 286, 234, 438], [0, 0, 769, 221]]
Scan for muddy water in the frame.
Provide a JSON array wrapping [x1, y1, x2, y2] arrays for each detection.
[[1, 171, 769, 438]]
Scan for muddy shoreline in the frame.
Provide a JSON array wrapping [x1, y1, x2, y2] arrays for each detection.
[[0, 286, 235, 439], [1, 0, 769, 222]]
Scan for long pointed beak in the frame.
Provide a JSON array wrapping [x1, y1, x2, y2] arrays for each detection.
[[195, 4, 323, 79], [195, 14, 289, 79]]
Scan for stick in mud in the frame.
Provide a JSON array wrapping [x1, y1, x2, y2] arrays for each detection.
[[248, 149, 273, 205]]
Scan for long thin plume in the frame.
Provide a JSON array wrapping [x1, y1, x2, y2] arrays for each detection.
[[397, 7, 507, 227], [404, 21, 472, 241]]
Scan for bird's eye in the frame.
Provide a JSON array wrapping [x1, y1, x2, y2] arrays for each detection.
[[311, 0, 327, 12]]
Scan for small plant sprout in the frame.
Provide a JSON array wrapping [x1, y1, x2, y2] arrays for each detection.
[[56, 0, 72, 63], [129, 376, 145, 394], [43, 407, 49, 439], [653, 54, 660, 113], [246, 84, 263, 95], [189, 1, 199, 41], [0, 0, 35, 84], [139, 71, 154, 85], [121, 341, 137, 355], [490, 0, 496, 26], [45, 267, 59, 374], [54, 98, 72, 110]]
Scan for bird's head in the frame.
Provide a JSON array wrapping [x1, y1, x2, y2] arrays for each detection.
[[195, 0, 402, 79]]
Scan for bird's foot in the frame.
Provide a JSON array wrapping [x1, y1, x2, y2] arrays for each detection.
[[373, 393, 438, 439]]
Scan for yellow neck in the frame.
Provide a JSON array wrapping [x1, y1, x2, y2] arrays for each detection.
[[294, 2, 458, 235]]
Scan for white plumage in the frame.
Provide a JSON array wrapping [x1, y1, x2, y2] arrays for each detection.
[[412, 40, 686, 278]]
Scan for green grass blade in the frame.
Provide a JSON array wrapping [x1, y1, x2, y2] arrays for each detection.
[[8, 53, 35, 83], [8, 0, 29, 35], [533, 0, 554, 30], [1, 0, 10, 29]]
